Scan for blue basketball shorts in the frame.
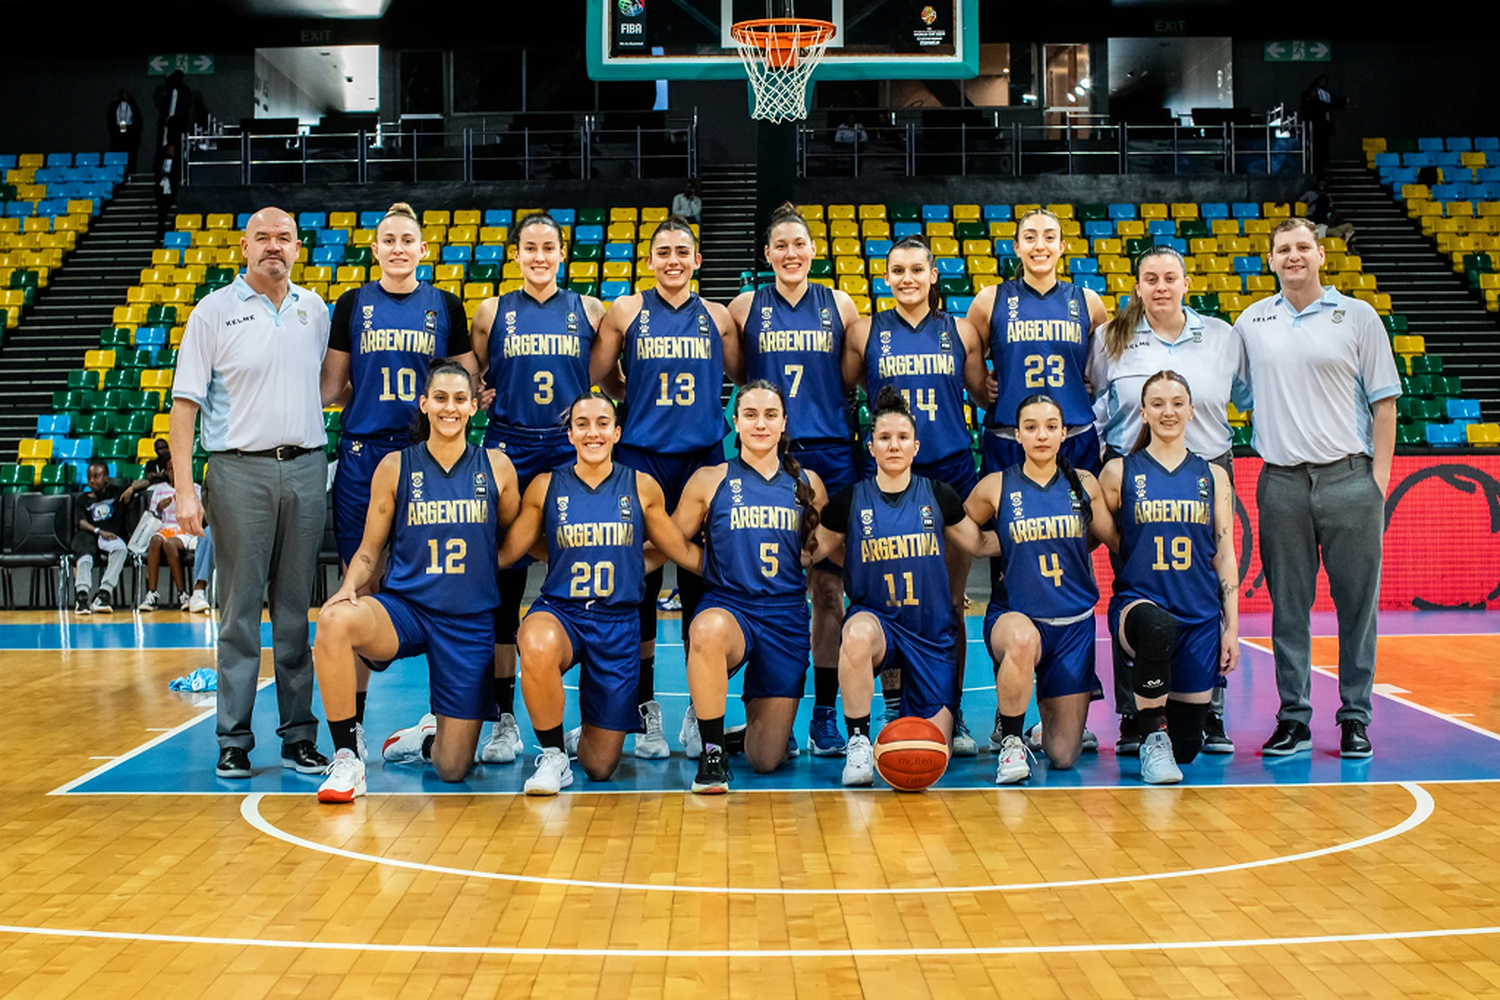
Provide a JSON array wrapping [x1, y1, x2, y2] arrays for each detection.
[[697, 589, 811, 702], [371, 591, 497, 721], [526, 595, 642, 733], [1107, 597, 1223, 696], [984, 603, 1103, 701], [848, 603, 957, 720], [332, 434, 406, 566]]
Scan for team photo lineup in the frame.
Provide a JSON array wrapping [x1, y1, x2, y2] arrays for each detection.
[[197, 198, 1395, 802]]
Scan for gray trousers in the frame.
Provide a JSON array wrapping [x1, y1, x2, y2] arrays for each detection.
[[1257, 454, 1384, 726], [75, 545, 127, 598], [1109, 449, 1232, 717], [207, 450, 328, 751]]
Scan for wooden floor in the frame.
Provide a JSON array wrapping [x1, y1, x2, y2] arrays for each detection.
[[3, 614, 1500, 998]]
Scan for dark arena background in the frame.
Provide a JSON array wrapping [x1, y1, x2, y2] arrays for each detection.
[[2, 1, 1500, 996]]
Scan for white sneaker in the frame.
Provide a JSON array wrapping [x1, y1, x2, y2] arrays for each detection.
[[635, 700, 670, 759], [382, 712, 436, 764], [317, 748, 366, 803], [994, 735, 1032, 785], [137, 592, 160, 612], [842, 734, 874, 786], [188, 590, 211, 614], [354, 722, 367, 762], [564, 726, 581, 756], [524, 747, 573, 795], [479, 713, 523, 764], [1139, 730, 1183, 785], [178, 591, 191, 612], [679, 704, 702, 760]]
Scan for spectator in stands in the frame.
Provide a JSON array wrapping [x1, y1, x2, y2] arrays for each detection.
[[187, 525, 214, 614], [155, 145, 177, 239], [72, 460, 142, 615], [169, 205, 331, 780], [1300, 178, 1356, 248], [834, 113, 869, 150], [1299, 74, 1347, 178], [142, 435, 172, 485], [154, 70, 193, 174], [137, 442, 202, 613], [672, 180, 702, 225], [107, 89, 142, 176]]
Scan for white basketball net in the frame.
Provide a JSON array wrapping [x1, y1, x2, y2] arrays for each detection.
[[731, 21, 836, 123]]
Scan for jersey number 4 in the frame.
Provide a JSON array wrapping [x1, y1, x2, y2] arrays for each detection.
[[1039, 552, 1064, 587]]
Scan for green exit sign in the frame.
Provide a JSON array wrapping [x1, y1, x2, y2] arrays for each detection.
[[1264, 40, 1330, 63]]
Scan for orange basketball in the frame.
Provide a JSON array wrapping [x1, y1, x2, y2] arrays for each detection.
[[873, 716, 950, 791]]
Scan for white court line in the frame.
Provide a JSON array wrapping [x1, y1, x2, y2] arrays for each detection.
[[48, 677, 274, 796], [0, 920, 1495, 958], [240, 782, 1433, 896]]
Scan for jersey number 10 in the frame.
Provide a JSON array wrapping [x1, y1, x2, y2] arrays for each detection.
[[380, 367, 418, 402]]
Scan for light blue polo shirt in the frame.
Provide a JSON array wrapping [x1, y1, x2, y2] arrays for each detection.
[[1232, 286, 1401, 466], [1087, 306, 1251, 458], [173, 275, 330, 453]]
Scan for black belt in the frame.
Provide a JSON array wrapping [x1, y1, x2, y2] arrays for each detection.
[[215, 445, 319, 461]]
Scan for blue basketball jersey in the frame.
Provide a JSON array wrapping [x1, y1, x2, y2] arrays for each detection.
[[984, 278, 1094, 430], [540, 462, 646, 610], [486, 288, 593, 430], [619, 288, 726, 452], [843, 476, 952, 641], [343, 282, 458, 439], [993, 465, 1098, 619], [865, 307, 970, 462], [745, 283, 848, 443], [703, 457, 807, 598], [382, 443, 501, 614], [1114, 451, 1220, 624]]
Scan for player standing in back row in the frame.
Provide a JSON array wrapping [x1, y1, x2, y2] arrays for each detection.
[[729, 203, 862, 757]]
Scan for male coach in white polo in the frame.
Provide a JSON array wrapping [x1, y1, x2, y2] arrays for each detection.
[[1235, 217, 1399, 759], [169, 206, 332, 779]]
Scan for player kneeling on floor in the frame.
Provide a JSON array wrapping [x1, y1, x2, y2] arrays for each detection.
[[313, 361, 521, 803]]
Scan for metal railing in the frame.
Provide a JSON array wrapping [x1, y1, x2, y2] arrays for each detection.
[[183, 113, 697, 186], [797, 115, 1308, 178]]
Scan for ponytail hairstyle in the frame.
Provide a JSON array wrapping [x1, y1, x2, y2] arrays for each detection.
[[376, 201, 420, 238], [1129, 369, 1194, 455], [510, 211, 566, 254], [737, 379, 821, 541], [888, 234, 941, 314], [1015, 392, 1092, 528], [650, 214, 698, 253], [562, 385, 619, 430], [1102, 244, 1187, 360], [763, 201, 812, 248], [871, 384, 918, 433], [410, 358, 477, 441]]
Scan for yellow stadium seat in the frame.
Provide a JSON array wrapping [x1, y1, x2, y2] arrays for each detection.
[[127, 286, 159, 304], [1093, 238, 1123, 255], [839, 275, 870, 295], [464, 300, 483, 321], [799, 205, 824, 221], [302, 266, 333, 284], [1210, 219, 1240, 236], [434, 264, 465, 283], [479, 226, 508, 244], [849, 294, 872, 316], [568, 262, 599, 280], [1106, 274, 1133, 293], [602, 261, 632, 280], [21, 217, 50, 234], [835, 256, 863, 275], [1186, 274, 1208, 292], [175, 214, 203, 230], [831, 238, 861, 257], [135, 437, 160, 462], [1262, 202, 1292, 219], [830, 220, 860, 239], [463, 283, 494, 300], [451, 210, 481, 228], [1171, 203, 1199, 220], [990, 221, 1017, 239], [641, 207, 669, 223], [1116, 220, 1144, 238], [162, 286, 193, 304], [961, 239, 991, 258], [84, 349, 115, 371], [1140, 204, 1168, 220], [1098, 256, 1130, 273], [926, 221, 955, 238], [17, 154, 43, 168], [952, 205, 980, 221], [1189, 238, 1219, 255], [336, 266, 365, 284], [1462, 152, 1487, 168], [876, 296, 896, 312], [1221, 237, 1251, 254], [610, 207, 638, 223], [930, 237, 960, 257], [967, 256, 998, 276], [447, 225, 477, 245], [634, 276, 657, 292], [607, 223, 635, 242], [422, 225, 447, 245], [859, 204, 887, 220], [1199, 256, 1231, 273], [1448, 201, 1476, 218], [1351, 273, 1378, 291], [1063, 238, 1089, 256], [972, 275, 1002, 293], [803, 220, 827, 240], [1245, 274, 1276, 292], [827, 205, 856, 221], [139, 370, 173, 391], [422, 210, 450, 228], [863, 220, 891, 240], [434, 281, 464, 297], [18, 438, 51, 463], [1391, 335, 1425, 354], [813, 238, 829, 258], [1041, 204, 1071, 220], [1466, 423, 1500, 446], [1210, 274, 1241, 292], [1243, 219, 1273, 236], [150, 413, 172, 437]]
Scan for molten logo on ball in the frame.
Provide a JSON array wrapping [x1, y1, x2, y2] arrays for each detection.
[[873, 716, 950, 791]]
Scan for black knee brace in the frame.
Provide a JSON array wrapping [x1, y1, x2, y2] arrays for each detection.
[[639, 567, 664, 642], [496, 567, 527, 644], [1165, 699, 1209, 764], [1124, 602, 1177, 699]]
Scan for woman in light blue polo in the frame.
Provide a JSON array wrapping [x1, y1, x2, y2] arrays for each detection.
[[1087, 244, 1250, 756]]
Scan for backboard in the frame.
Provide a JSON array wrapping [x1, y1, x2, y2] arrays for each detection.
[[587, 0, 978, 81]]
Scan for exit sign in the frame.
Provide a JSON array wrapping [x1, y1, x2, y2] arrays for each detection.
[[1264, 40, 1330, 63]]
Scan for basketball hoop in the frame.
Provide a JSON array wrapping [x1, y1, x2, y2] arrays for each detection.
[[730, 18, 837, 123]]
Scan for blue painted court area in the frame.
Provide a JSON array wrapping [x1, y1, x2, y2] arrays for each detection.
[[50, 610, 1500, 796]]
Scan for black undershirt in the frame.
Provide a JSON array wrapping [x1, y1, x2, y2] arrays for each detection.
[[327, 286, 470, 356], [820, 477, 966, 535]]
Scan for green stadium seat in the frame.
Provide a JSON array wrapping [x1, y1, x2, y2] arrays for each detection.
[[66, 369, 98, 391], [76, 412, 112, 437], [38, 464, 69, 494], [576, 208, 608, 226], [205, 266, 235, 285], [0, 464, 35, 492], [59, 390, 99, 413], [323, 409, 342, 432], [468, 262, 501, 284], [1232, 424, 1253, 448], [954, 221, 986, 241], [344, 245, 373, 267], [110, 412, 152, 436], [1409, 354, 1443, 375], [1397, 423, 1426, 446], [120, 348, 157, 370], [1402, 375, 1433, 397], [808, 259, 833, 278], [1125, 238, 1152, 257], [999, 257, 1022, 279], [145, 305, 177, 325], [1179, 220, 1210, 239], [1188, 293, 1220, 313], [571, 244, 601, 262], [1412, 398, 1445, 421], [1433, 375, 1463, 396], [938, 276, 971, 296], [569, 280, 598, 297], [1382, 314, 1408, 334], [1077, 203, 1109, 222], [102, 369, 138, 391], [99, 327, 132, 349], [116, 462, 144, 480], [95, 437, 133, 462], [889, 204, 920, 222]]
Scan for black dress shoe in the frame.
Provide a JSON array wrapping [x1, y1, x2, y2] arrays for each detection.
[[216, 746, 252, 778], [1116, 714, 1142, 757], [281, 740, 330, 774], [1261, 720, 1312, 756], [1339, 720, 1373, 758]]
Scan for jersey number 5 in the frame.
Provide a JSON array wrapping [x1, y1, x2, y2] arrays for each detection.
[[760, 542, 778, 578], [1023, 355, 1065, 389]]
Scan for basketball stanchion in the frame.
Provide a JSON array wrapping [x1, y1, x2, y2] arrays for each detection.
[[729, 17, 837, 123]]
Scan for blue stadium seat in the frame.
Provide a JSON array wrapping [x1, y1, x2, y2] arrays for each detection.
[[1418, 137, 1445, 152], [101, 151, 127, 167], [1083, 221, 1114, 239], [484, 209, 514, 228], [1373, 152, 1401, 168], [415, 264, 435, 282], [1231, 202, 1259, 219], [1431, 184, 1461, 201], [473, 245, 505, 263], [298, 211, 327, 230], [1475, 137, 1500, 153], [982, 205, 1012, 221], [1447, 399, 1482, 423], [45, 153, 71, 167], [440, 245, 471, 263], [921, 204, 950, 222], [1107, 203, 1136, 220], [74, 153, 101, 167], [162, 232, 190, 249], [1233, 256, 1263, 275], [600, 279, 631, 299], [1154, 236, 1188, 253], [1404, 152, 1432, 167], [1478, 167, 1500, 184], [548, 208, 575, 227], [38, 199, 69, 216], [872, 278, 892, 297], [0, 155, 17, 171], [1148, 220, 1176, 237], [359, 211, 384, 228], [934, 258, 965, 275], [4, 202, 33, 218], [1073, 274, 1107, 294], [1068, 258, 1099, 274], [603, 242, 633, 261], [236, 213, 254, 229], [573, 224, 603, 244], [134, 327, 167, 349], [1446, 137, 1473, 152], [1200, 203, 1230, 220], [67, 462, 91, 488], [894, 222, 922, 240], [319, 228, 350, 246], [54, 438, 91, 461], [35, 414, 69, 436], [1426, 423, 1467, 446], [865, 239, 893, 258], [1433, 152, 1463, 167], [311, 247, 341, 265], [945, 295, 975, 314]]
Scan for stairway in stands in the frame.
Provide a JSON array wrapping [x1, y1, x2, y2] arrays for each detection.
[[1326, 159, 1500, 417], [0, 183, 159, 456], [696, 163, 758, 303]]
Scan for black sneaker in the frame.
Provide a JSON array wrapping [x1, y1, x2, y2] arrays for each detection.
[[1202, 713, 1235, 754], [1261, 720, 1312, 756], [1339, 720, 1372, 758], [1116, 714, 1142, 757], [74, 590, 89, 614], [691, 747, 732, 794], [216, 746, 252, 778], [281, 740, 330, 774]]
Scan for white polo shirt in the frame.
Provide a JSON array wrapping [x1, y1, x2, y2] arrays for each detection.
[[1087, 306, 1251, 458], [1233, 286, 1401, 467], [173, 275, 330, 452]]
